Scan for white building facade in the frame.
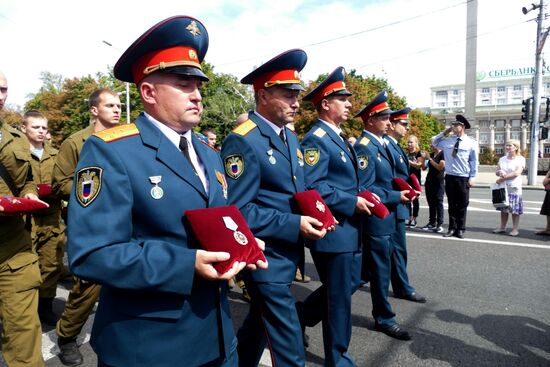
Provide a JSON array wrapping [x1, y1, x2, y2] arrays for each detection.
[[430, 66, 550, 157]]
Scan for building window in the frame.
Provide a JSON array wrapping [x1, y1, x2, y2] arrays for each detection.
[[481, 88, 490, 94], [511, 119, 521, 128], [437, 102, 446, 107], [497, 98, 506, 104], [435, 91, 448, 97], [495, 133, 504, 143], [513, 85, 522, 91], [495, 147, 504, 155], [453, 101, 459, 106], [479, 120, 490, 128], [545, 146, 550, 154], [481, 99, 491, 105], [480, 147, 486, 154], [497, 86, 506, 92], [453, 90, 459, 95], [511, 132, 521, 140], [495, 120, 505, 128], [479, 133, 489, 143]]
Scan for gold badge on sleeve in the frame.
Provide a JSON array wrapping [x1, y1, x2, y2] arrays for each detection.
[[357, 155, 368, 170]]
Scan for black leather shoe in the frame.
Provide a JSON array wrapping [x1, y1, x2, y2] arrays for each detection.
[[374, 323, 412, 340], [443, 230, 455, 237], [398, 292, 427, 303], [58, 337, 83, 366], [454, 230, 464, 239]]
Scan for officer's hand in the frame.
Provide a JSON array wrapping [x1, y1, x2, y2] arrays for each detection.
[[195, 250, 246, 281], [400, 190, 411, 203], [24, 193, 49, 208], [246, 238, 269, 271], [356, 196, 374, 215], [414, 190, 421, 198], [467, 180, 474, 188], [300, 216, 327, 240]]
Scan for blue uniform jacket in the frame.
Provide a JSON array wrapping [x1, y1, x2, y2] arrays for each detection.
[[386, 137, 410, 221], [221, 112, 304, 283], [301, 120, 361, 253], [354, 131, 400, 236], [67, 113, 235, 367]]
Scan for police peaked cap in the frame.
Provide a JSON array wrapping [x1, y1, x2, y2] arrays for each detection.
[[303, 66, 352, 105], [114, 16, 209, 84], [390, 107, 411, 124], [241, 49, 307, 91], [355, 90, 393, 121], [454, 114, 471, 129]]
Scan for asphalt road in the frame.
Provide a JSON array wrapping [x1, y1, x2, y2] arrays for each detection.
[[4, 187, 548, 367]]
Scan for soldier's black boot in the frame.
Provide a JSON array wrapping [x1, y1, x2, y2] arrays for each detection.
[[58, 337, 84, 366], [38, 297, 58, 325]]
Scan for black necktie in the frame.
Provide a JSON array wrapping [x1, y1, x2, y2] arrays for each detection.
[[453, 138, 461, 157], [279, 129, 286, 145], [179, 135, 194, 167]]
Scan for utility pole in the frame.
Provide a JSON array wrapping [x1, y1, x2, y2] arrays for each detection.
[[465, 0, 477, 130]]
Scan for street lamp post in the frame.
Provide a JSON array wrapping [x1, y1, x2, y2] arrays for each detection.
[[102, 40, 131, 124]]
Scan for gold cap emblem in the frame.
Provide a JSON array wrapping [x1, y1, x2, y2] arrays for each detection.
[[186, 20, 201, 36]]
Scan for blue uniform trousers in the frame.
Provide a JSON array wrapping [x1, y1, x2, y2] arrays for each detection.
[[390, 220, 415, 297], [237, 280, 305, 367], [363, 234, 396, 327]]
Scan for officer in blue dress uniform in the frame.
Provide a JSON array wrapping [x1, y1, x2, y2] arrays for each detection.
[[66, 16, 266, 367], [221, 49, 327, 367], [354, 91, 413, 340], [298, 67, 373, 366], [385, 108, 427, 304]]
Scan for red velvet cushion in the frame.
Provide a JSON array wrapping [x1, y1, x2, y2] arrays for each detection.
[[37, 184, 53, 198], [0, 196, 48, 214], [184, 205, 266, 274], [357, 190, 390, 219], [293, 190, 337, 230], [392, 178, 417, 200], [408, 174, 422, 192]]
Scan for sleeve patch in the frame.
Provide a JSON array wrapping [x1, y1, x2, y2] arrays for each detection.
[[224, 155, 245, 179], [75, 167, 103, 207], [304, 148, 320, 166]]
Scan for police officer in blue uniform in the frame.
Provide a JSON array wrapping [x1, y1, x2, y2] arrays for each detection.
[[385, 108, 427, 304], [298, 67, 373, 366], [354, 91, 412, 340], [221, 49, 327, 367], [66, 16, 265, 367]]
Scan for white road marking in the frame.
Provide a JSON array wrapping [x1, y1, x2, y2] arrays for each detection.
[[406, 232, 550, 250]]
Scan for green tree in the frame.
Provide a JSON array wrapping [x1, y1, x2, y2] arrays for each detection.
[[479, 148, 499, 165], [200, 63, 254, 141]]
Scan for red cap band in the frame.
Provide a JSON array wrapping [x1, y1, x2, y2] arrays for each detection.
[[310, 81, 347, 105], [390, 113, 409, 122], [253, 69, 301, 91], [131, 46, 202, 84]]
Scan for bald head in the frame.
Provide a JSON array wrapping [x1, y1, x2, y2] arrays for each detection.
[[0, 71, 7, 111]]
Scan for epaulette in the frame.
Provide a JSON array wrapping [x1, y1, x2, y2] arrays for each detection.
[[358, 136, 370, 146], [95, 123, 139, 142], [196, 136, 218, 151], [233, 119, 257, 136], [313, 127, 326, 138]]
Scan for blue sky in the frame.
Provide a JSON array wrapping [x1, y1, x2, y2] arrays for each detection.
[[0, 0, 537, 109]]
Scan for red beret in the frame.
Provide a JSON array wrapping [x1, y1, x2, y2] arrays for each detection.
[[0, 196, 48, 214], [357, 190, 390, 219], [184, 205, 266, 274], [293, 190, 337, 230]]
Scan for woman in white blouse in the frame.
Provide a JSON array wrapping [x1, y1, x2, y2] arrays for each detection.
[[493, 139, 526, 236]]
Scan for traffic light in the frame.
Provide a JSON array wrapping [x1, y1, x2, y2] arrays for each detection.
[[521, 98, 532, 121], [541, 126, 548, 140]]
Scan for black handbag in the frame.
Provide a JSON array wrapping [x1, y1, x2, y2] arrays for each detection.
[[491, 183, 509, 208]]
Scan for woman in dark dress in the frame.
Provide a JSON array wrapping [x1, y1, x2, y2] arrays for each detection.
[[406, 135, 424, 227]]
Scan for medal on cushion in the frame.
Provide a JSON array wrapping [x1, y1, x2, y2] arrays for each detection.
[[223, 216, 248, 245], [149, 176, 164, 199], [315, 200, 326, 213], [267, 149, 276, 165]]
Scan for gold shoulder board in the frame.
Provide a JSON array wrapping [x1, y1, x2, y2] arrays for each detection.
[[359, 137, 370, 146], [313, 128, 326, 138], [233, 120, 257, 136], [95, 124, 139, 142]]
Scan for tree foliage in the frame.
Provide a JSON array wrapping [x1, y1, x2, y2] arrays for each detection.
[[294, 70, 442, 150]]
